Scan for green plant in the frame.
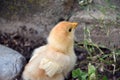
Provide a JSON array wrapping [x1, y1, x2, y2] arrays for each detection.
[[72, 68, 88, 80], [77, 0, 120, 79], [102, 76, 108, 80], [88, 63, 97, 80], [83, 25, 104, 55], [72, 63, 97, 80], [83, 25, 119, 73]]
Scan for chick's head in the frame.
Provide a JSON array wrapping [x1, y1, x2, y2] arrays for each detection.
[[47, 21, 78, 52]]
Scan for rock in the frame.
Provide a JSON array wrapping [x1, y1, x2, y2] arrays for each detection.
[[69, 4, 120, 48], [0, 0, 75, 39], [0, 45, 26, 80], [0, 0, 120, 49], [69, 10, 117, 24]]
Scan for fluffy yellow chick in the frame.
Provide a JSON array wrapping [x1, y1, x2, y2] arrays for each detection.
[[22, 21, 78, 80]]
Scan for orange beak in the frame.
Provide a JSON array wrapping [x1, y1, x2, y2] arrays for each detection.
[[71, 22, 78, 29]]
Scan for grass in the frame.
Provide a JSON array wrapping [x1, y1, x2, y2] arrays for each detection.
[[73, 26, 120, 80], [72, 0, 120, 80]]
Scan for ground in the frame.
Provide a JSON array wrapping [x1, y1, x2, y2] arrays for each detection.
[[0, 31, 120, 80]]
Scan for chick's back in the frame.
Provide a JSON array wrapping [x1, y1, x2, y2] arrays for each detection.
[[22, 45, 75, 80]]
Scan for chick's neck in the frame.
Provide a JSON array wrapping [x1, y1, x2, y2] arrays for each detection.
[[48, 40, 74, 54]]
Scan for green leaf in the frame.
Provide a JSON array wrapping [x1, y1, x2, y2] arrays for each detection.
[[72, 68, 81, 78], [72, 68, 88, 80], [81, 73, 88, 80], [88, 63, 96, 75], [102, 76, 108, 80], [88, 63, 97, 80], [89, 73, 96, 80]]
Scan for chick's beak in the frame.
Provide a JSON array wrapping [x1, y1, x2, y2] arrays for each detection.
[[71, 22, 78, 29]]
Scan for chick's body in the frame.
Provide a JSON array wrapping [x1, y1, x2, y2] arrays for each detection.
[[22, 21, 78, 80]]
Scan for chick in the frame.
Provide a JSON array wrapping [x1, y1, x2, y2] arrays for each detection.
[[22, 21, 78, 80]]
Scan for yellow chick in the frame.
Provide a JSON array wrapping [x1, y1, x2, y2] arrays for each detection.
[[22, 21, 78, 80]]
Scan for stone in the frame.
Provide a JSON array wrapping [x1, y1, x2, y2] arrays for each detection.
[[0, 0, 120, 49], [69, 10, 117, 24], [0, 0, 74, 39], [69, 9, 120, 48], [0, 45, 26, 80]]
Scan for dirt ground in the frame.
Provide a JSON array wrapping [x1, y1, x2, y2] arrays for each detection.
[[0, 31, 120, 80]]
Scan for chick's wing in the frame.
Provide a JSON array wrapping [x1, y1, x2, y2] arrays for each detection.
[[39, 58, 62, 77]]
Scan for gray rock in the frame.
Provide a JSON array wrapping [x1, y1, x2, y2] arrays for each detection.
[[69, 2, 120, 48], [70, 18, 120, 49], [0, 45, 26, 80], [0, 0, 74, 39], [69, 10, 117, 24], [0, 0, 120, 49]]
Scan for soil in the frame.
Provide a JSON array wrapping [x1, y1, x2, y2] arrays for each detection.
[[0, 31, 120, 80]]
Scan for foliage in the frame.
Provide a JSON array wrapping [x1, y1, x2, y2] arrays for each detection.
[[74, 1, 120, 79], [72, 63, 97, 80], [82, 24, 120, 79], [102, 76, 108, 80], [88, 63, 97, 80], [72, 68, 88, 80]]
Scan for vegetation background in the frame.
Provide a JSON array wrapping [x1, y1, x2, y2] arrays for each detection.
[[0, 0, 120, 80]]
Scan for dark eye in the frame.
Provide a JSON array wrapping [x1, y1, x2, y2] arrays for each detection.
[[68, 28, 72, 32]]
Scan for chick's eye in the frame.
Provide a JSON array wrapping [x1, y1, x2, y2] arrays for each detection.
[[68, 28, 72, 32]]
